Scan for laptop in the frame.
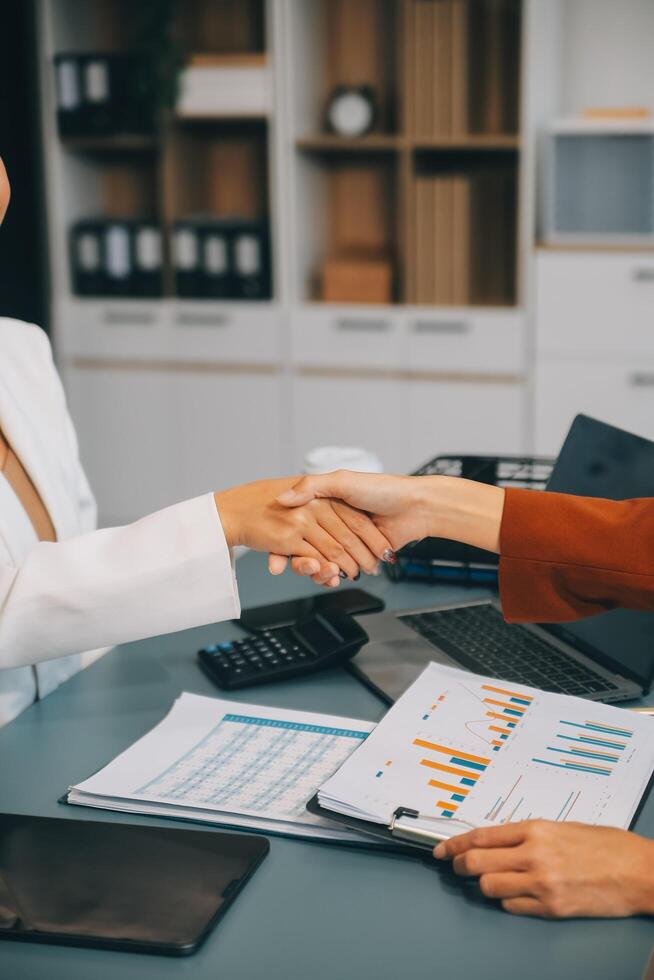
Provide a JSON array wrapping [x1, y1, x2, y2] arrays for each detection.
[[350, 414, 654, 704]]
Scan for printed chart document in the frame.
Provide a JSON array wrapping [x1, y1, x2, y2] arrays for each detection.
[[67, 693, 376, 843], [318, 662, 654, 836]]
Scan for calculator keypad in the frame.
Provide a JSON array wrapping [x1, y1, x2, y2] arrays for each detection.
[[199, 629, 318, 688]]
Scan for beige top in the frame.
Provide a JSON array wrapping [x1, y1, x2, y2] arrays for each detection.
[[0, 429, 56, 542]]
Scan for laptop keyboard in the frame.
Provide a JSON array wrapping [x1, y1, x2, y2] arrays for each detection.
[[400, 604, 618, 697]]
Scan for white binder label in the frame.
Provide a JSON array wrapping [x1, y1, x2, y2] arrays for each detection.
[[105, 226, 130, 279], [235, 234, 260, 275], [174, 229, 198, 270], [57, 61, 79, 110], [204, 235, 227, 275], [77, 233, 100, 271], [85, 61, 110, 103], [136, 228, 162, 270]]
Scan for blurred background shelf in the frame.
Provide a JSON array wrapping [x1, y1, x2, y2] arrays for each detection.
[[34, 0, 654, 524]]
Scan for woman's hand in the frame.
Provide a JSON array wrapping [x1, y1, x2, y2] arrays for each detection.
[[434, 820, 654, 919], [277, 471, 431, 551], [214, 478, 392, 584], [272, 470, 506, 584]]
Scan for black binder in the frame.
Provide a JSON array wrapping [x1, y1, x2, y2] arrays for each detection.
[[70, 220, 104, 295], [231, 220, 272, 300], [0, 813, 268, 956], [173, 219, 203, 297], [201, 222, 233, 298], [132, 221, 164, 297]]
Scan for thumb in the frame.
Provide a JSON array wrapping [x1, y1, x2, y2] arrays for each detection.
[[276, 472, 345, 508], [268, 554, 289, 575]]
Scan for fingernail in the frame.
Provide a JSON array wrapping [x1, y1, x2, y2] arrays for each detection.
[[339, 570, 347, 579], [382, 549, 397, 565], [371, 563, 382, 577], [353, 572, 361, 582], [434, 843, 446, 859]]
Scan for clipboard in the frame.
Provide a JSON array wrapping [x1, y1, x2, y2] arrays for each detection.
[[306, 794, 477, 852]]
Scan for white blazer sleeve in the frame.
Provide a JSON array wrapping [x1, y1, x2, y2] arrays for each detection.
[[0, 493, 241, 670]]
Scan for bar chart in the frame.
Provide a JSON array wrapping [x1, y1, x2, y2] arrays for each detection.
[[317, 662, 654, 836], [413, 738, 490, 817], [532, 718, 633, 777]]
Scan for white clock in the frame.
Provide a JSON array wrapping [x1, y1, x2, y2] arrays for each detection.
[[326, 86, 377, 138]]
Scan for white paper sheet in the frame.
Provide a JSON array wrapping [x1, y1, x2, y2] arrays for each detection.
[[68, 692, 376, 843], [318, 662, 654, 836]]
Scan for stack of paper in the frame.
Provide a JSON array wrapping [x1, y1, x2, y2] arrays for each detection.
[[67, 693, 376, 843], [318, 662, 654, 836]]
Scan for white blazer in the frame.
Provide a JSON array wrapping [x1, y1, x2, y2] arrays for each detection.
[[0, 319, 240, 726]]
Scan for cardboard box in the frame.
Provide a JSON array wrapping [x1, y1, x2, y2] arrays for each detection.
[[321, 256, 393, 303]]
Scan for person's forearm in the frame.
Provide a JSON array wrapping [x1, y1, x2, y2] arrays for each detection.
[[415, 476, 505, 553]]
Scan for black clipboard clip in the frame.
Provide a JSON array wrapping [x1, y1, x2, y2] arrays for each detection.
[[389, 807, 477, 848]]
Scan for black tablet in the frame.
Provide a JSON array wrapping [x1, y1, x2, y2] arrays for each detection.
[[0, 813, 268, 956]]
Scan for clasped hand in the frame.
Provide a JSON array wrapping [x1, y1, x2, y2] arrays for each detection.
[[214, 476, 398, 585]]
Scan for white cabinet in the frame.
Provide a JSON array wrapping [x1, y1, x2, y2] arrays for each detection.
[[64, 366, 184, 526], [291, 375, 406, 473], [57, 300, 282, 364], [406, 380, 527, 468], [172, 370, 283, 500], [536, 252, 654, 358], [535, 358, 654, 455], [404, 309, 525, 374], [64, 363, 283, 526], [290, 307, 403, 369]]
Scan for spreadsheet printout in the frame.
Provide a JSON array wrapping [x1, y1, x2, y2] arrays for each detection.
[[68, 693, 375, 840]]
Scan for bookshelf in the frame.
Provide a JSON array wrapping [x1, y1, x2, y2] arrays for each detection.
[[292, 0, 522, 306], [36, 0, 654, 524]]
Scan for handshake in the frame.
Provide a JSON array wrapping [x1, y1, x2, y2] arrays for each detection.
[[214, 470, 505, 586]]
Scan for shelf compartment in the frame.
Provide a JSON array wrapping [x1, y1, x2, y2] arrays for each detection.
[[177, 54, 272, 119], [291, 0, 398, 138], [295, 149, 399, 303], [544, 130, 654, 244], [404, 0, 521, 139], [408, 150, 517, 306], [176, 0, 265, 56], [165, 119, 269, 221]]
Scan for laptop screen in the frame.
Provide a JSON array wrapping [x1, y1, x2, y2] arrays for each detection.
[[542, 414, 654, 689]]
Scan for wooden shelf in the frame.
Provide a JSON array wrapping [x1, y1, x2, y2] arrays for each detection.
[[411, 135, 520, 151], [296, 135, 401, 153], [61, 135, 157, 154], [187, 53, 267, 68]]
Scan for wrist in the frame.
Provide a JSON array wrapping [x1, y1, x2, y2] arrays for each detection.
[[213, 491, 241, 549], [629, 838, 654, 916], [417, 476, 505, 553]]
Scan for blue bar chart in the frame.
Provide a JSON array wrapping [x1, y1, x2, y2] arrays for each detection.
[[532, 718, 633, 777]]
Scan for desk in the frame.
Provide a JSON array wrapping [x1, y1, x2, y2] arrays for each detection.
[[1, 554, 653, 980]]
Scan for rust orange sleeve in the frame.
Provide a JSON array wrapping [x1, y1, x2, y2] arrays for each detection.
[[498, 489, 654, 623]]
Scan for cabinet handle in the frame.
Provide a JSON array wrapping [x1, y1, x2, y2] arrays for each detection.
[[176, 312, 229, 328], [103, 309, 155, 326], [412, 319, 470, 334], [632, 268, 654, 283], [629, 372, 654, 387], [334, 318, 390, 332]]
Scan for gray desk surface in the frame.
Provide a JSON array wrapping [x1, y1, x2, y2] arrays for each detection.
[[1, 555, 653, 980]]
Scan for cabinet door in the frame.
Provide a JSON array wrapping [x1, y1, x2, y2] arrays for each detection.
[[406, 380, 527, 470], [535, 359, 654, 455], [64, 365, 283, 526], [64, 365, 182, 526], [536, 252, 654, 357], [172, 370, 283, 500], [291, 375, 407, 473]]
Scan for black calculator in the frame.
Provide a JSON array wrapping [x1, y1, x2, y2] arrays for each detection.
[[198, 610, 369, 690]]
